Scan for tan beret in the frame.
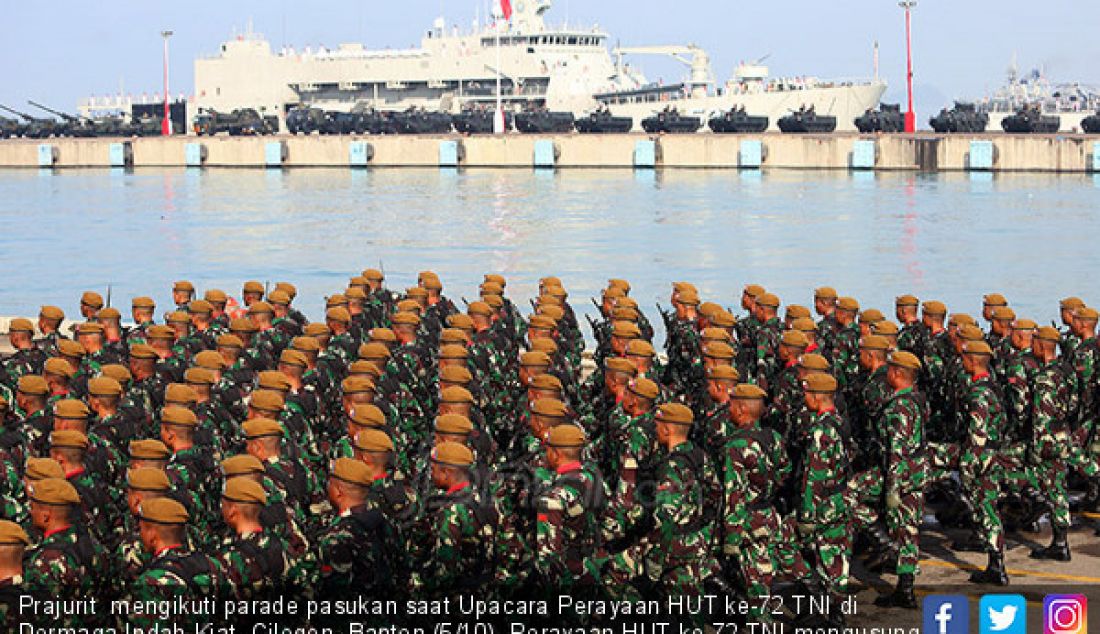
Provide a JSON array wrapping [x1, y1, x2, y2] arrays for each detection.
[[710, 311, 736, 328], [440, 386, 474, 404], [354, 429, 394, 453], [895, 294, 920, 307], [836, 297, 860, 312], [1076, 307, 1100, 322], [164, 383, 198, 406], [435, 414, 474, 435], [87, 376, 122, 397], [326, 307, 352, 324], [242, 418, 284, 439], [483, 273, 506, 287], [58, 339, 86, 358], [983, 293, 1008, 307], [40, 306, 65, 321], [193, 350, 228, 371], [304, 323, 331, 338], [546, 424, 586, 448], [871, 321, 899, 336], [922, 301, 947, 316], [431, 442, 474, 468], [803, 373, 838, 393], [249, 389, 285, 413], [1035, 326, 1061, 342], [279, 349, 309, 369], [54, 399, 90, 420], [859, 309, 885, 325], [605, 357, 637, 376], [131, 296, 156, 309], [44, 357, 75, 378], [439, 344, 468, 360], [780, 330, 809, 349], [350, 404, 386, 429], [889, 351, 922, 370], [221, 454, 265, 476], [223, 478, 267, 505], [97, 307, 121, 321], [958, 324, 985, 342], [49, 430, 88, 450], [127, 468, 171, 492], [611, 321, 642, 340], [161, 405, 198, 428], [1013, 319, 1038, 331], [173, 280, 195, 293], [8, 318, 34, 333], [520, 351, 552, 368], [991, 306, 1016, 321], [257, 371, 291, 393], [532, 398, 568, 419], [29, 478, 80, 506], [963, 341, 994, 356], [342, 376, 376, 395], [362, 268, 384, 282], [529, 373, 563, 392], [703, 342, 736, 360], [706, 365, 741, 382], [625, 340, 656, 358], [291, 336, 321, 353], [732, 383, 768, 400], [785, 304, 811, 319], [861, 335, 890, 351], [188, 300, 213, 315], [390, 311, 419, 326], [129, 439, 171, 460], [440, 365, 474, 385], [756, 293, 781, 309], [166, 311, 190, 325], [80, 292, 104, 309], [25, 458, 64, 481], [17, 375, 49, 396], [800, 353, 830, 371], [0, 520, 30, 546], [628, 377, 660, 400], [100, 364, 132, 384], [529, 339, 559, 355], [267, 290, 291, 306], [678, 289, 701, 306], [242, 281, 265, 294], [138, 497, 189, 524], [204, 289, 228, 304], [656, 402, 694, 426]]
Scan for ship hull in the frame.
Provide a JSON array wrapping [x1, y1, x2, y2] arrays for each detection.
[[603, 82, 886, 133]]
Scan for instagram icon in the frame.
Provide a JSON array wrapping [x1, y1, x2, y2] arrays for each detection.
[[1044, 595, 1087, 634]]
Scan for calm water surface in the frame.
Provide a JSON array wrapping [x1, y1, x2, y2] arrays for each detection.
[[1, 168, 1098, 337]]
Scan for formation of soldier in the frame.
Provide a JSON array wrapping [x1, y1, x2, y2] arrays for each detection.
[[0, 273, 1097, 625]]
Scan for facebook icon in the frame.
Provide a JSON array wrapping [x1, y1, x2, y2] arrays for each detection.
[[924, 595, 969, 634]]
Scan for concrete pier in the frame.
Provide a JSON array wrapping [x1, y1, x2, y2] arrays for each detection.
[[1, 133, 1097, 172]]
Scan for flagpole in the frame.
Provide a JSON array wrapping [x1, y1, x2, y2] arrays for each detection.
[[494, 8, 504, 134]]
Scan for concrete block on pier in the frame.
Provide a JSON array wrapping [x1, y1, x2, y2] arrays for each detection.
[[739, 140, 763, 168], [264, 141, 288, 167], [439, 140, 463, 167], [1092, 142, 1100, 172], [349, 141, 373, 167], [850, 140, 877, 170], [533, 140, 557, 169], [633, 140, 657, 168], [185, 143, 207, 167], [967, 140, 995, 171], [36, 144, 57, 168], [108, 142, 133, 168]]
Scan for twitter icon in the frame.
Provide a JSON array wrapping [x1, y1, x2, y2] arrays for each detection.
[[981, 594, 1027, 634]]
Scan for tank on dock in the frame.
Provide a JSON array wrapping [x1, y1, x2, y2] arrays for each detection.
[[574, 108, 634, 134], [515, 109, 576, 134], [929, 102, 989, 133], [854, 103, 905, 133], [1000, 105, 1060, 133], [641, 107, 702, 134], [393, 108, 454, 134], [777, 105, 837, 133], [453, 109, 513, 134], [193, 108, 279, 136], [1083, 110, 1100, 134], [708, 105, 769, 133]]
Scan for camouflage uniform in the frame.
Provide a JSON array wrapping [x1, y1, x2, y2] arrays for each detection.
[[880, 386, 930, 577], [417, 483, 497, 595], [24, 525, 109, 597], [796, 408, 852, 596], [535, 460, 607, 589], [959, 372, 1007, 553], [216, 529, 293, 597], [603, 440, 721, 598]]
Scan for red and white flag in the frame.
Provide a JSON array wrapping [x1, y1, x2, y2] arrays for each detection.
[[500, 0, 512, 20]]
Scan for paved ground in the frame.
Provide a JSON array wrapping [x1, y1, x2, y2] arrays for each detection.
[[845, 512, 1100, 629]]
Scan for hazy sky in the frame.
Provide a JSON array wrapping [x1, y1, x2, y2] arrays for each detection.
[[2, 0, 1097, 116]]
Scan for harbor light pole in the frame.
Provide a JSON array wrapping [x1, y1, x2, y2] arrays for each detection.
[[493, 10, 504, 134], [899, 1, 916, 133], [161, 30, 173, 136]]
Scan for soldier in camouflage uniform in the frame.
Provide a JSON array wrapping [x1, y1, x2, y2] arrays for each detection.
[[216, 478, 293, 597], [753, 293, 783, 391], [48, 430, 120, 546], [2, 318, 45, 389], [535, 424, 606, 590], [36, 306, 68, 359], [1024, 327, 1081, 561], [794, 373, 851, 618], [416, 442, 497, 596], [721, 384, 803, 618], [125, 297, 157, 347], [1070, 306, 1099, 451], [957, 340, 1010, 585], [127, 497, 223, 626], [0, 521, 29, 628], [871, 351, 929, 609], [24, 478, 108, 598], [602, 403, 721, 599], [814, 287, 840, 359]]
